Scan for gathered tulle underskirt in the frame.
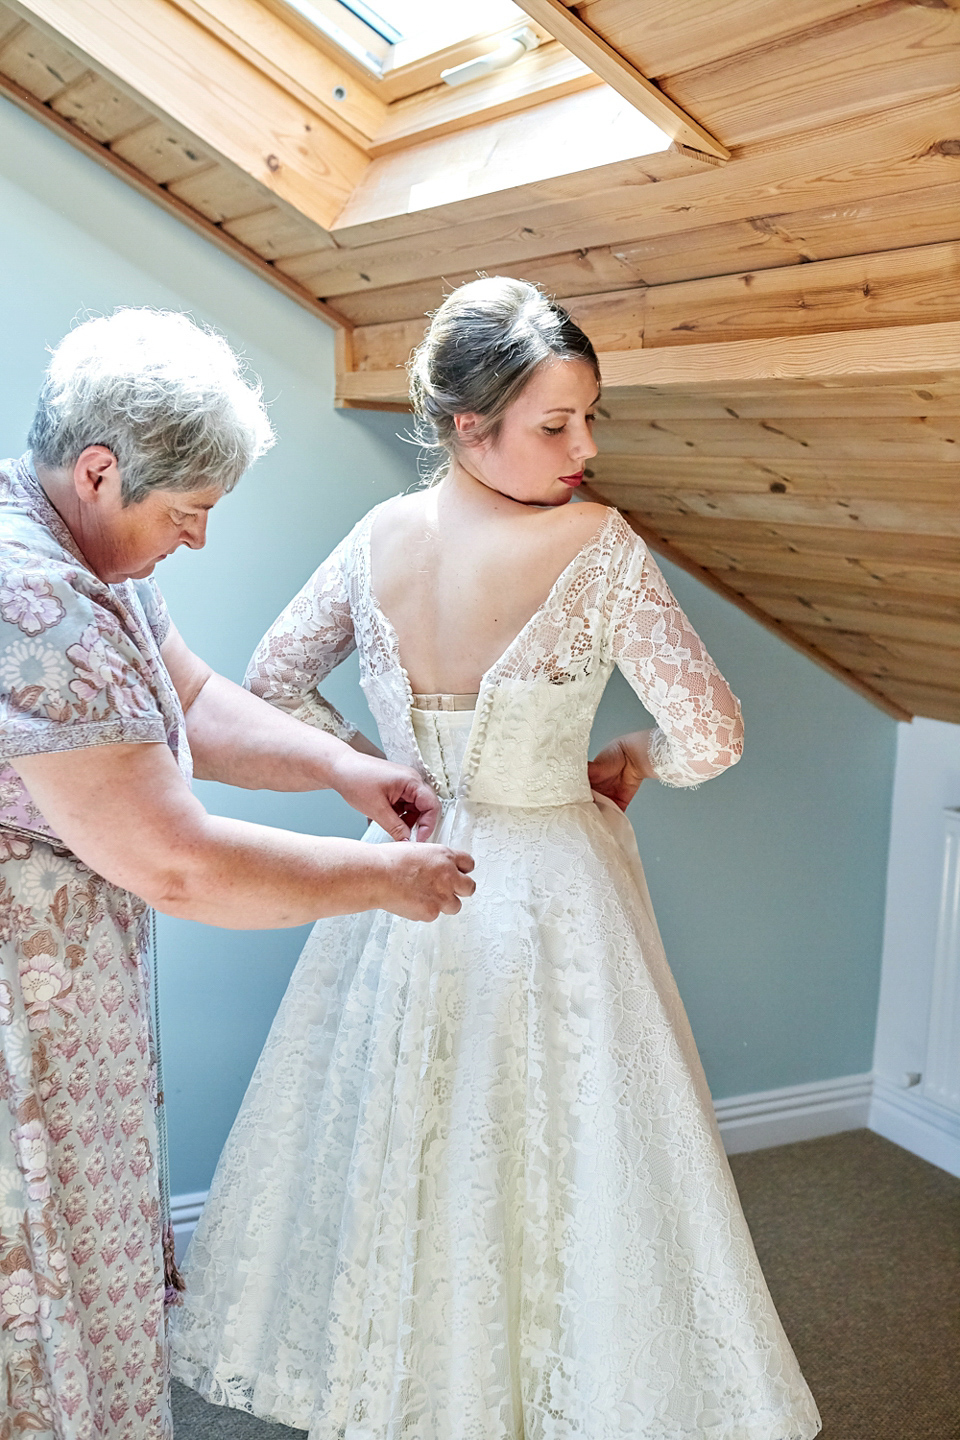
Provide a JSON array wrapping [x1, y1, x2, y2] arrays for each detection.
[[171, 796, 820, 1440]]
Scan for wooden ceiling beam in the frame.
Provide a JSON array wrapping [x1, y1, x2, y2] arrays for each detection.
[[7, 0, 368, 231], [630, 513, 960, 566], [346, 237, 960, 374], [657, 0, 960, 150], [790, 630, 960, 688], [575, 0, 869, 79], [339, 320, 960, 406], [868, 681, 960, 725], [598, 486, 960, 539], [756, 593, 960, 650], [593, 462, 960, 502], [329, 172, 960, 325], [513, 0, 730, 159], [711, 575, 960, 621], [677, 548, 960, 600], [597, 320, 960, 393]]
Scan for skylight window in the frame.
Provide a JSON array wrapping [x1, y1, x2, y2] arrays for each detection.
[[280, 0, 529, 77], [347, 0, 523, 44]]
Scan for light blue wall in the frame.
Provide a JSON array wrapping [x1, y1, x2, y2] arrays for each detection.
[[0, 96, 897, 1194]]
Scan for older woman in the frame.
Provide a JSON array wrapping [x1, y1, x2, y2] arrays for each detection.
[[0, 309, 474, 1439]]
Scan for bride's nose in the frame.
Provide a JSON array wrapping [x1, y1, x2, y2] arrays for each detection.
[[572, 420, 598, 462]]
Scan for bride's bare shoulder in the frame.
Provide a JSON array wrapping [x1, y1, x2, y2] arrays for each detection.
[[369, 491, 429, 544], [542, 499, 614, 550]]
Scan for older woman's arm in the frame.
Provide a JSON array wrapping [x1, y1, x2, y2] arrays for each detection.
[[163, 626, 437, 839], [11, 742, 474, 927]]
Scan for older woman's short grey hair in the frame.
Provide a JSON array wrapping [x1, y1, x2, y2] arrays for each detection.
[[28, 308, 275, 504], [409, 276, 599, 481]]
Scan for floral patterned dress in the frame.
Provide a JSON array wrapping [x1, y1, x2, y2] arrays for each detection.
[[0, 455, 188, 1439]]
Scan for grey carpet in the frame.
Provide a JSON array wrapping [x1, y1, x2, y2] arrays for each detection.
[[728, 1128, 960, 1440], [172, 1128, 960, 1437]]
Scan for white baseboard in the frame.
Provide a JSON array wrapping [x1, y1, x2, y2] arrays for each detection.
[[869, 1074, 960, 1179], [170, 1190, 207, 1264], [714, 1072, 873, 1154]]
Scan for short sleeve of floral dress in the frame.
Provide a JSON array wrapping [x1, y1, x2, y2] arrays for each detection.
[[0, 456, 187, 1440]]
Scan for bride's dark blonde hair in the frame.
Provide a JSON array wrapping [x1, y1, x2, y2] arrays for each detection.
[[409, 276, 599, 479]]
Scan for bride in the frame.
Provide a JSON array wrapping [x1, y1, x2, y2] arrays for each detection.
[[171, 277, 820, 1439]]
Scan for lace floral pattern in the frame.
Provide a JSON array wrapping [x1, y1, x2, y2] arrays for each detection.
[[241, 506, 743, 797], [173, 502, 816, 1439], [245, 529, 359, 743]]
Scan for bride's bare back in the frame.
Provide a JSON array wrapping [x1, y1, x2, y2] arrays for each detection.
[[370, 487, 609, 695], [370, 353, 604, 695]]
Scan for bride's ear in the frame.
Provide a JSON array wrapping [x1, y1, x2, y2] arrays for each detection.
[[453, 412, 483, 446]]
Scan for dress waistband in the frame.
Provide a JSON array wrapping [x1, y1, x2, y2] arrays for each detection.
[[411, 693, 479, 711]]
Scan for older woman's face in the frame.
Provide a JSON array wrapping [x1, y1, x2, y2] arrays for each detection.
[[66, 447, 224, 583], [104, 484, 224, 582]]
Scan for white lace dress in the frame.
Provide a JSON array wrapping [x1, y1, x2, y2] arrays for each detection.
[[170, 506, 820, 1440]]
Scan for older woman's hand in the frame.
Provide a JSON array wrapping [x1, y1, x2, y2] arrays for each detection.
[[325, 747, 441, 841], [12, 742, 474, 928], [162, 627, 440, 839]]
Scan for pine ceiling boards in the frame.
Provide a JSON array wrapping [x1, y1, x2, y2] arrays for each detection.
[[2, 0, 960, 720]]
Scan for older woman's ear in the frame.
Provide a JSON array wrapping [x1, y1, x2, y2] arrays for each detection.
[[72, 444, 121, 502]]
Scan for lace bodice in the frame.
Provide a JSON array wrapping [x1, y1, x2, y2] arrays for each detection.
[[244, 505, 743, 803]]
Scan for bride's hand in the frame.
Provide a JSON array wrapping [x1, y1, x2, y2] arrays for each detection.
[[587, 730, 656, 812], [327, 749, 441, 840]]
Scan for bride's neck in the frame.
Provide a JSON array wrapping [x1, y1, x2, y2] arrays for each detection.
[[441, 459, 547, 514]]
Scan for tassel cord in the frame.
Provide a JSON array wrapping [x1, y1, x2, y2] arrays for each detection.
[[150, 908, 186, 1306]]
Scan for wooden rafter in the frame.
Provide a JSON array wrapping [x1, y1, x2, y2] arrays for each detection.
[[597, 320, 960, 391], [513, 0, 730, 160], [337, 320, 960, 405]]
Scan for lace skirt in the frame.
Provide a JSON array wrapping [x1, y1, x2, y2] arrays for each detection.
[[171, 788, 820, 1440]]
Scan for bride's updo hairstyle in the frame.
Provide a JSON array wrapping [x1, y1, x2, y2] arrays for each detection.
[[409, 276, 599, 479]]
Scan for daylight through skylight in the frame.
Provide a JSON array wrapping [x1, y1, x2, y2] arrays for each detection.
[[344, 0, 524, 43], [282, 0, 530, 75]]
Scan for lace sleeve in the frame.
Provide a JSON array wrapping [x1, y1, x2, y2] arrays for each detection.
[[607, 526, 744, 788], [244, 533, 358, 742]]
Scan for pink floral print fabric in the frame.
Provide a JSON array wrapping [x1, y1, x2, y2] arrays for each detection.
[[0, 456, 189, 1439]]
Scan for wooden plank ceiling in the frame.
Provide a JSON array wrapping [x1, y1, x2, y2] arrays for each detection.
[[1, 0, 959, 721]]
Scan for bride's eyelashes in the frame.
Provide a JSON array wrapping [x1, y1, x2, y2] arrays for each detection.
[[541, 413, 597, 436]]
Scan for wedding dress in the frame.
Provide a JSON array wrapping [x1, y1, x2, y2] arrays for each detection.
[[170, 505, 820, 1440]]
